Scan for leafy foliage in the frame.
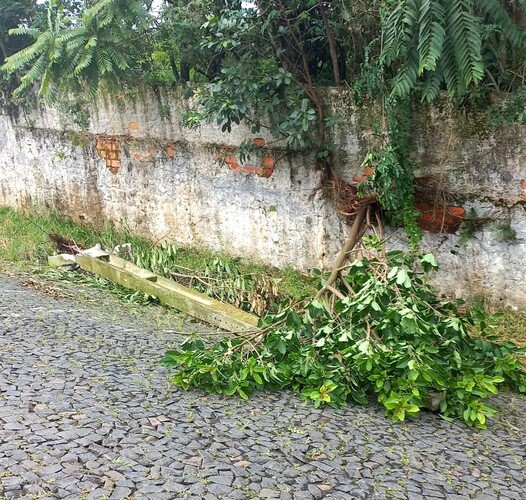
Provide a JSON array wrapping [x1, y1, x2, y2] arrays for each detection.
[[380, 0, 526, 101], [488, 85, 526, 124], [3, 1, 526, 106], [359, 146, 422, 247], [181, 0, 348, 157], [0, 0, 39, 65], [0, 0, 43, 102], [2, 0, 151, 99], [173, 258, 282, 317], [129, 241, 289, 315], [162, 251, 526, 428]]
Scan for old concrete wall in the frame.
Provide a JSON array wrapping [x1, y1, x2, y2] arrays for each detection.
[[0, 90, 344, 271], [325, 91, 526, 307], [0, 89, 525, 307], [409, 103, 526, 308]]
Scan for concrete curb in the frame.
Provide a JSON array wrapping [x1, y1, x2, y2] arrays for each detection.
[[75, 253, 260, 332]]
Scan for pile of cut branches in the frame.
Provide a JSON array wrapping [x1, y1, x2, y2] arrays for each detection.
[[162, 202, 526, 428], [133, 242, 283, 316]]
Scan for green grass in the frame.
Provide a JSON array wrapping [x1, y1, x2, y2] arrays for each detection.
[[0, 205, 151, 263], [492, 311, 526, 369], [1, 205, 524, 360], [0, 205, 316, 305]]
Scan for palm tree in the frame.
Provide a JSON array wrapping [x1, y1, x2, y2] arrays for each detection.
[[2, 0, 150, 99]]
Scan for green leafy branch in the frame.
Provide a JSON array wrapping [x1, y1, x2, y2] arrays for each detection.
[[162, 250, 526, 428]]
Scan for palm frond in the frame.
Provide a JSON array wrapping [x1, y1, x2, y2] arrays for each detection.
[[380, 0, 522, 100]]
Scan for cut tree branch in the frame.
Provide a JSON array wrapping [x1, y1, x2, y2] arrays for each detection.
[[315, 204, 368, 299]]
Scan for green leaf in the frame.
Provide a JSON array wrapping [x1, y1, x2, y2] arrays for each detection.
[[420, 253, 438, 272], [237, 387, 249, 400], [224, 385, 238, 396], [396, 269, 412, 288], [315, 337, 326, 347]]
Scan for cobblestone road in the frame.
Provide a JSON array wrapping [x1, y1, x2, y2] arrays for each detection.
[[0, 275, 525, 500]]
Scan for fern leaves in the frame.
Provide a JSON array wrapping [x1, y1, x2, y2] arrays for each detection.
[[1, 0, 524, 105], [476, 0, 525, 46], [381, 0, 526, 101]]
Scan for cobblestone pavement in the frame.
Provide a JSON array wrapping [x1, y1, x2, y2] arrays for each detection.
[[0, 275, 525, 500]]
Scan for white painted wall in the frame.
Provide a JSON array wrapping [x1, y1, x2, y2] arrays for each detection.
[[0, 91, 344, 271], [0, 89, 525, 307]]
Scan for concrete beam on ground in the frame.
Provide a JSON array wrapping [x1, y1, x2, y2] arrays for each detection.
[[75, 254, 260, 332]]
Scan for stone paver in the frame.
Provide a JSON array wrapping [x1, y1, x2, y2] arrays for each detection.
[[0, 275, 525, 499]]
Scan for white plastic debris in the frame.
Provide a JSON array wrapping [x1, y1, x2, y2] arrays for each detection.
[[113, 243, 132, 255]]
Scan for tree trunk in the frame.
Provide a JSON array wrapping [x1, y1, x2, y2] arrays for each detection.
[[180, 61, 190, 84], [317, 0, 341, 85], [0, 37, 9, 65], [315, 204, 368, 299], [169, 51, 180, 82]]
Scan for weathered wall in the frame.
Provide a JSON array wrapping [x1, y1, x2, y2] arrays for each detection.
[[0, 90, 345, 271], [407, 102, 526, 308], [325, 91, 526, 307], [0, 89, 525, 307]]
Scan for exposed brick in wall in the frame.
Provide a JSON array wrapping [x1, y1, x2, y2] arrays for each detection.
[[352, 165, 466, 234], [130, 141, 178, 162], [96, 132, 178, 167], [128, 121, 154, 161], [221, 138, 275, 178], [96, 131, 466, 234], [414, 203, 466, 234], [132, 145, 155, 162], [96, 135, 121, 174], [165, 143, 177, 159]]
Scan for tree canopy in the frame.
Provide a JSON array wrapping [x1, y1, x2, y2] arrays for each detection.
[[0, 0, 40, 65], [3, 1, 526, 99]]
